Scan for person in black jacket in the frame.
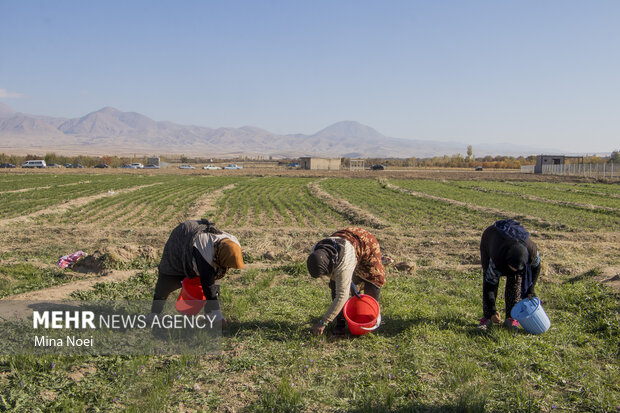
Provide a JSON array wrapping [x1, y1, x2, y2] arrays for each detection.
[[148, 219, 245, 324], [479, 220, 541, 330]]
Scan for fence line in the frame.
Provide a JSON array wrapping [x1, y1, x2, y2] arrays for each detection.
[[540, 162, 618, 179]]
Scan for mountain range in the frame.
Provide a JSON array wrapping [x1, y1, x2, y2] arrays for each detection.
[[0, 102, 553, 157]]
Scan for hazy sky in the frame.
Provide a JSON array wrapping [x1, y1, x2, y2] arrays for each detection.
[[1, 1, 618, 153]]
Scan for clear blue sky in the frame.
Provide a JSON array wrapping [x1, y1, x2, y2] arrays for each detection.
[[1, 0, 618, 153]]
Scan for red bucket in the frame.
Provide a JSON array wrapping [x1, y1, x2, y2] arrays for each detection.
[[175, 277, 206, 315], [343, 294, 381, 336]]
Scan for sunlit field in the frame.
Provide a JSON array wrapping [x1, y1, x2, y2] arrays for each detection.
[[0, 170, 618, 411]]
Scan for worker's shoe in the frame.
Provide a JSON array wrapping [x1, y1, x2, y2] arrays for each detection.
[[145, 312, 160, 325], [503, 317, 520, 331], [477, 318, 492, 331]]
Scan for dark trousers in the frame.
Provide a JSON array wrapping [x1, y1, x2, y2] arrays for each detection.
[[150, 273, 183, 314], [482, 275, 521, 319], [329, 276, 381, 326]]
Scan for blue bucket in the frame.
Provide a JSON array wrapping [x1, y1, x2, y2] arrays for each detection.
[[510, 297, 550, 335]]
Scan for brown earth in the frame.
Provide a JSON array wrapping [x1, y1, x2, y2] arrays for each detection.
[[185, 183, 236, 219], [597, 265, 620, 291], [72, 245, 158, 273], [4, 166, 617, 183]]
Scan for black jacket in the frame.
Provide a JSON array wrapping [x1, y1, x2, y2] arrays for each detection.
[[158, 219, 219, 277], [158, 219, 222, 300], [480, 225, 541, 315]]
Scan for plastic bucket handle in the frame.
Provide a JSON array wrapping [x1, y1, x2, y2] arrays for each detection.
[[359, 312, 381, 331]]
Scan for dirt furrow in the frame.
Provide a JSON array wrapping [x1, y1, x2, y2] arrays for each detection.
[[307, 180, 388, 229], [186, 183, 237, 219], [0, 183, 162, 227], [0, 185, 52, 194], [382, 179, 562, 229], [0, 180, 93, 195]]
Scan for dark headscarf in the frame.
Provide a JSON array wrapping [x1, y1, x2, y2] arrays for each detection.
[[306, 239, 340, 278], [505, 242, 528, 273], [494, 219, 534, 299], [500, 239, 533, 299]]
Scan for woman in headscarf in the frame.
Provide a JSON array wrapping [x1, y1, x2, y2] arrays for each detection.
[[148, 219, 245, 322], [306, 227, 386, 335], [479, 219, 541, 330]]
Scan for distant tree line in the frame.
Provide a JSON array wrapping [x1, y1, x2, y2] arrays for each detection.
[[0, 153, 269, 167], [343, 151, 620, 169], [1, 150, 618, 169], [0, 153, 151, 168]]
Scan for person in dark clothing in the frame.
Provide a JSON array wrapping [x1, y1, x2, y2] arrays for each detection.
[[148, 219, 245, 322], [479, 220, 541, 330]]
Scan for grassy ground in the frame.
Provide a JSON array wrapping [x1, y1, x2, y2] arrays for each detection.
[[0, 171, 618, 412]]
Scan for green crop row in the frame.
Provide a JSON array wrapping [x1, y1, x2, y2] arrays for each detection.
[[390, 179, 620, 230], [0, 263, 74, 298], [50, 176, 239, 227], [0, 175, 164, 220], [0, 174, 95, 192], [214, 177, 347, 228], [319, 178, 499, 231], [529, 180, 620, 197], [453, 180, 620, 210]]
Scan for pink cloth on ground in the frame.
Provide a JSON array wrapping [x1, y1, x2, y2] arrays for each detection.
[[57, 251, 87, 269]]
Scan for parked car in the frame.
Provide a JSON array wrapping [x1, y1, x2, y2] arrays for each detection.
[[179, 164, 196, 169], [370, 164, 386, 170], [94, 164, 110, 168], [475, 166, 483, 171], [0, 163, 16, 168], [129, 163, 144, 169], [73, 163, 84, 168], [64, 163, 74, 168], [202, 164, 220, 170], [47, 163, 62, 168], [21, 160, 47, 168], [121, 163, 140, 169], [286, 162, 300, 168], [143, 164, 160, 169], [223, 164, 243, 170]]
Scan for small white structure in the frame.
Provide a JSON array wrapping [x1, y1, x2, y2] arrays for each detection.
[[349, 159, 365, 171], [534, 155, 583, 174]]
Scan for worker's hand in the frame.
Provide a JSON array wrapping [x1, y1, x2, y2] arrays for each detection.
[[216, 267, 227, 279], [312, 322, 326, 336], [491, 311, 502, 324]]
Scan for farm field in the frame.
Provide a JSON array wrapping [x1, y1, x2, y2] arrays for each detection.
[[0, 171, 618, 412]]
